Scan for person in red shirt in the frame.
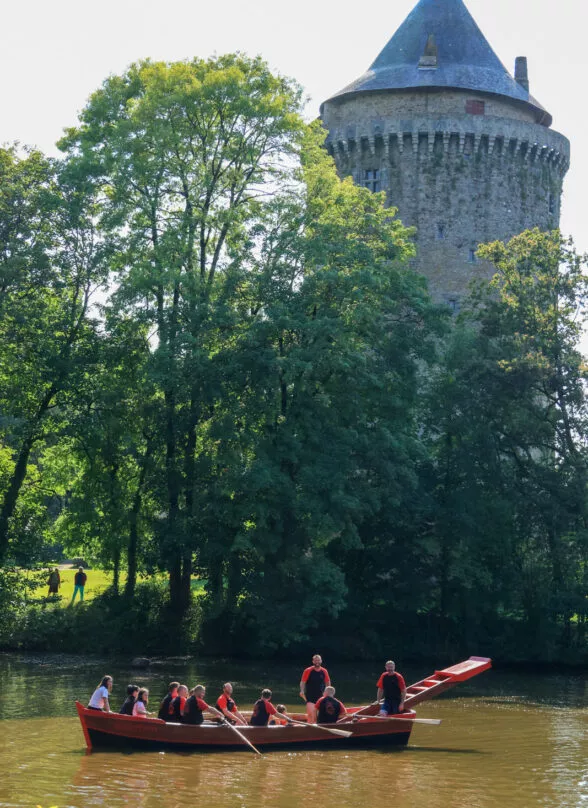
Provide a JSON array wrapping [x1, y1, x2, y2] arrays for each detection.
[[170, 684, 189, 722], [182, 685, 223, 724], [315, 686, 347, 724], [250, 688, 282, 726], [375, 660, 407, 715], [216, 682, 247, 725], [299, 654, 331, 723]]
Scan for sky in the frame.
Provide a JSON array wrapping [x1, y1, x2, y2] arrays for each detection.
[[1, 0, 586, 251]]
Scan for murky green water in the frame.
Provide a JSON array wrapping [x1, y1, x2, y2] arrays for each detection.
[[0, 654, 586, 808]]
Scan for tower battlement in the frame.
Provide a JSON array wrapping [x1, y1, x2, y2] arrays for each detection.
[[320, 0, 570, 303]]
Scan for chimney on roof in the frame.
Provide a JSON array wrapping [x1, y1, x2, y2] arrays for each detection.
[[418, 34, 438, 69], [514, 56, 529, 91]]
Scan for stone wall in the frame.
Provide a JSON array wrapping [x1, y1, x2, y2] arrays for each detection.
[[321, 89, 570, 303]]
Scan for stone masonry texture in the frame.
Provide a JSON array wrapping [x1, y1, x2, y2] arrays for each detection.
[[321, 88, 570, 304]]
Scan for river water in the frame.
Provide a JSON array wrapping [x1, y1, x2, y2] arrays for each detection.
[[0, 654, 586, 808]]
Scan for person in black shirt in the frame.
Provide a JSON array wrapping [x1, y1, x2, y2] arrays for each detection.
[[158, 681, 180, 721], [299, 654, 331, 723], [119, 684, 139, 715], [315, 686, 347, 724], [250, 689, 280, 726]]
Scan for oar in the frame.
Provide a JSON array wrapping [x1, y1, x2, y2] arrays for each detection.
[[353, 715, 441, 726], [287, 716, 352, 738], [222, 720, 263, 755]]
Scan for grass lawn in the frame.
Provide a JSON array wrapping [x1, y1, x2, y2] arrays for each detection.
[[43, 567, 121, 605], [38, 567, 207, 605]]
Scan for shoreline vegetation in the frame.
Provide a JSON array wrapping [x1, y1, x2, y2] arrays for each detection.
[[1, 55, 587, 667]]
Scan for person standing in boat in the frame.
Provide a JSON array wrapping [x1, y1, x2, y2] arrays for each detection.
[[315, 686, 347, 724], [299, 654, 331, 723], [183, 685, 224, 724], [158, 681, 180, 721], [216, 682, 247, 725], [375, 660, 407, 715], [88, 675, 113, 712], [119, 684, 139, 715]]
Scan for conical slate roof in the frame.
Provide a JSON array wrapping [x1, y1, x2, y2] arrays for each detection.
[[326, 0, 551, 125]]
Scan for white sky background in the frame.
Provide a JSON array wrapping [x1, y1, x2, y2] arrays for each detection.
[[1, 0, 586, 262]]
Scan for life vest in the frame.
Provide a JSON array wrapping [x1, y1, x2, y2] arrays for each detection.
[[158, 693, 174, 721], [216, 693, 236, 715], [250, 699, 271, 726], [305, 668, 328, 702], [382, 672, 402, 701], [170, 695, 185, 722], [183, 695, 204, 725], [317, 696, 342, 724]]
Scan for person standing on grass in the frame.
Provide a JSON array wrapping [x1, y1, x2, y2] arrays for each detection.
[[71, 566, 87, 604], [47, 568, 60, 596]]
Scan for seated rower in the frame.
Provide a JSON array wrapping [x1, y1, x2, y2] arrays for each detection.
[[183, 685, 224, 724], [158, 681, 180, 721], [119, 684, 139, 715], [250, 688, 281, 726], [88, 675, 113, 712], [133, 688, 152, 717], [216, 682, 247, 726], [170, 685, 189, 722], [315, 686, 347, 724]]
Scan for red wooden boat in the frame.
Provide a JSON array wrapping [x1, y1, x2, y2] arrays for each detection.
[[76, 656, 491, 752]]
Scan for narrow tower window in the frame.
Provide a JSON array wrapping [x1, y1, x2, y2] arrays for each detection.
[[548, 193, 555, 214], [437, 223, 446, 240], [465, 99, 485, 115], [468, 248, 477, 263], [363, 169, 380, 192]]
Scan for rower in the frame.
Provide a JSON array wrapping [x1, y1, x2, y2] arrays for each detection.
[[170, 684, 189, 722], [216, 683, 247, 725], [315, 686, 347, 724], [183, 685, 224, 724], [250, 688, 283, 726], [158, 681, 180, 721]]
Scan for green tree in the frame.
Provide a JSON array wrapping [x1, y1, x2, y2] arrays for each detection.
[[60, 54, 306, 613], [424, 229, 588, 656], [0, 148, 109, 562]]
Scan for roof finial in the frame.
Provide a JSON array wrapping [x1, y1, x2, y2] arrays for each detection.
[[418, 33, 438, 69]]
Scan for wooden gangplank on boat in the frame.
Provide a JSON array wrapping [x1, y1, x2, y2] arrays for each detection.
[[353, 656, 492, 717]]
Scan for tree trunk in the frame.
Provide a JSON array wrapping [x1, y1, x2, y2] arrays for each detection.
[[125, 438, 153, 599], [0, 434, 36, 562]]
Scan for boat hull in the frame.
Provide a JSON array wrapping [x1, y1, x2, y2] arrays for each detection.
[[76, 702, 412, 752]]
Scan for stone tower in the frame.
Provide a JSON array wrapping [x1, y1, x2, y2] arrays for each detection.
[[320, 0, 570, 306]]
